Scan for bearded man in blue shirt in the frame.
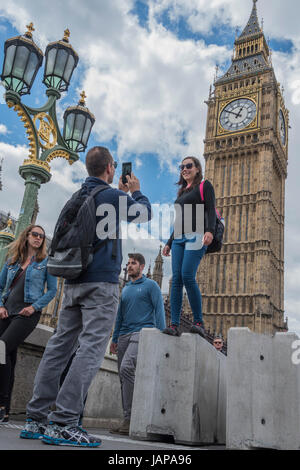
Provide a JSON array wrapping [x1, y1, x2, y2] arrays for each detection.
[[110, 253, 166, 435]]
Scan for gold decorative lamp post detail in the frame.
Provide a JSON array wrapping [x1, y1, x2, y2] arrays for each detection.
[[0, 25, 95, 265]]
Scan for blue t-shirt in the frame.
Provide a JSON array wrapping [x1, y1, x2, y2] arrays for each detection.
[[112, 275, 166, 342]]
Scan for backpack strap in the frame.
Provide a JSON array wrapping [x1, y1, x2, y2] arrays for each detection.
[[199, 180, 205, 202], [90, 185, 110, 198]]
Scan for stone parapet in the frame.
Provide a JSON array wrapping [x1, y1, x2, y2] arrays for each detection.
[[226, 327, 300, 450], [130, 328, 226, 446]]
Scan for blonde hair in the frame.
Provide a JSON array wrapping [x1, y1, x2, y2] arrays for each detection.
[[7, 224, 47, 265]]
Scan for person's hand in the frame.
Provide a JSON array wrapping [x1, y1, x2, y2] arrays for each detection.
[[110, 342, 118, 355], [0, 307, 8, 319], [203, 232, 214, 246], [162, 245, 171, 257], [118, 175, 129, 193], [19, 306, 35, 317], [126, 173, 140, 194]]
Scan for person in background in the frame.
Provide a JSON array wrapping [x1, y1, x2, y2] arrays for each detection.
[[213, 335, 225, 354], [0, 224, 57, 423], [110, 253, 166, 435]]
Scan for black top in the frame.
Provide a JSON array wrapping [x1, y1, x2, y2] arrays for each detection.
[[166, 180, 216, 248], [4, 268, 31, 316]]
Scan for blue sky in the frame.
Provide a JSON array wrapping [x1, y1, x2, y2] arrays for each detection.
[[1, 0, 300, 335]]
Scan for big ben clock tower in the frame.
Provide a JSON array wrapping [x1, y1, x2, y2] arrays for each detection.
[[198, 0, 289, 339]]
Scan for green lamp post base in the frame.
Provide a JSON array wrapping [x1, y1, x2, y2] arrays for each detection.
[[15, 163, 51, 238]]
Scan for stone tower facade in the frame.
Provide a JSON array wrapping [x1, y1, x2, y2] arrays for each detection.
[[198, 0, 289, 340], [152, 245, 164, 289]]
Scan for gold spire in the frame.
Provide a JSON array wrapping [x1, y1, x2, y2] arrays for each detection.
[[25, 22, 35, 39], [63, 28, 70, 43], [79, 91, 87, 106]]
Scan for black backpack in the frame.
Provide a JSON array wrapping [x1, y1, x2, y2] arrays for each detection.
[[200, 181, 225, 254], [47, 185, 115, 279]]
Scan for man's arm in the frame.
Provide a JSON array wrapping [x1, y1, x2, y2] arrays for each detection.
[[111, 299, 123, 344], [118, 173, 153, 224], [149, 282, 166, 331]]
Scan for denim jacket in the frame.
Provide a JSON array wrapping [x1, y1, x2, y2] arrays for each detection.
[[0, 257, 57, 312]]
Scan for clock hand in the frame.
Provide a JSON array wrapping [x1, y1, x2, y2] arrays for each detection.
[[226, 110, 240, 117], [237, 107, 243, 118]]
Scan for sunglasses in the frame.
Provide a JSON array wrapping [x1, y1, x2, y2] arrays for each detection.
[[213, 341, 222, 345], [30, 231, 45, 240], [112, 161, 118, 168], [179, 163, 194, 171]]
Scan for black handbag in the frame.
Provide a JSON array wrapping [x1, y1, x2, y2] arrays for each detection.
[[200, 181, 225, 254]]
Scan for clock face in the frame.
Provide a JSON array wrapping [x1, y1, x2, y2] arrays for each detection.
[[279, 110, 286, 146], [220, 98, 257, 132]]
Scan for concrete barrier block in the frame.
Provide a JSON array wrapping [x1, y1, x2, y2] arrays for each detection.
[[25, 323, 54, 348], [226, 328, 300, 450], [130, 328, 226, 445]]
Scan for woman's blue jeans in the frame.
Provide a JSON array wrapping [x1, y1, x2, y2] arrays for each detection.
[[170, 234, 207, 326]]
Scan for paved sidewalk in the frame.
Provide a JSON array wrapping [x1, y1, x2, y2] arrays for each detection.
[[0, 421, 225, 451]]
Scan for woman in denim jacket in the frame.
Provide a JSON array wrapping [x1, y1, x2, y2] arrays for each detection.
[[0, 224, 57, 423]]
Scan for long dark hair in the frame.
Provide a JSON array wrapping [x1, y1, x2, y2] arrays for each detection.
[[7, 224, 47, 265], [176, 156, 203, 197]]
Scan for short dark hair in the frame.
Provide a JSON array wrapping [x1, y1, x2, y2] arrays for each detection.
[[214, 335, 223, 342], [85, 146, 113, 177], [128, 253, 145, 266]]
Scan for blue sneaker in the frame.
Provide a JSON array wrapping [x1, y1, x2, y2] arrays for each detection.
[[42, 422, 102, 448], [20, 418, 47, 440]]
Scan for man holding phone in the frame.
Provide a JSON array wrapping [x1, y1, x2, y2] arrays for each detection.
[[21, 146, 152, 448]]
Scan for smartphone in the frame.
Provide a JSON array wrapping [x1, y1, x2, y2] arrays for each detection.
[[122, 162, 132, 184]]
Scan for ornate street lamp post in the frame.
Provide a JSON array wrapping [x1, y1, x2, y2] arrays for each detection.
[[0, 24, 95, 267]]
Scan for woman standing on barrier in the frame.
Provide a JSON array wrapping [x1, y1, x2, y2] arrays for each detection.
[[162, 156, 216, 337], [0, 225, 57, 423]]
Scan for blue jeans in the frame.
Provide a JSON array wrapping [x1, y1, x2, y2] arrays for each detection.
[[170, 234, 207, 326]]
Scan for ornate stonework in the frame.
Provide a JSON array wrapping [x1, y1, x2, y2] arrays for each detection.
[[197, 1, 289, 340]]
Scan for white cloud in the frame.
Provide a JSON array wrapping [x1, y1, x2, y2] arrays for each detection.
[[0, 0, 229, 170], [0, 124, 8, 135], [0, 141, 86, 234]]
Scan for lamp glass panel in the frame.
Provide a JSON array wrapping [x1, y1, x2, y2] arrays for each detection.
[[54, 48, 68, 77], [73, 113, 85, 141], [71, 140, 78, 151], [12, 77, 23, 93], [63, 54, 75, 83], [64, 112, 75, 140], [52, 76, 62, 88], [3, 45, 16, 76], [46, 47, 57, 75], [13, 46, 30, 78], [82, 118, 92, 146], [24, 52, 39, 85]]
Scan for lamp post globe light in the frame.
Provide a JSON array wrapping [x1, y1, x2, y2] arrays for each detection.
[[0, 23, 95, 265]]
